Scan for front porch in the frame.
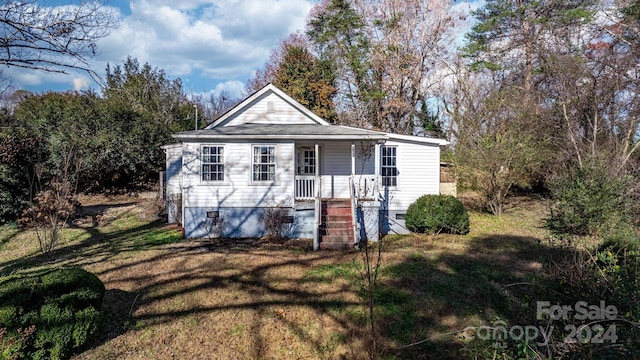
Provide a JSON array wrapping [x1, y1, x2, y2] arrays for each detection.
[[293, 141, 381, 201], [294, 175, 378, 201], [292, 142, 381, 250]]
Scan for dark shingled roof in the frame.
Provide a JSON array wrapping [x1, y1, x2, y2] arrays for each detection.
[[173, 124, 388, 140]]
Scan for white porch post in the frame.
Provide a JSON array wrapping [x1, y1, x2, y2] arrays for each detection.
[[315, 143, 320, 191], [351, 143, 356, 176], [374, 142, 381, 195], [313, 143, 320, 251], [350, 142, 359, 246]]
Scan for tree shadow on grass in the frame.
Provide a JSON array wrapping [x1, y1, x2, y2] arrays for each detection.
[[81, 248, 369, 359], [0, 196, 189, 276], [380, 233, 638, 359], [376, 234, 560, 359], [71, 232, 557, 359], [0, 219, 168, 275], [80, 288, 140, 352], [0, 223, 21, 246], [3, 208, 367, 358], [0, 208, 579, 360]]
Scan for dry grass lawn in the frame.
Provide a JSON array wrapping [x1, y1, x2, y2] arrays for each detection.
[[0, 194, 552, 359]]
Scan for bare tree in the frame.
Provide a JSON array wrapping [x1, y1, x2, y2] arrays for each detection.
[[443, 61, 546, 215], [360, 0, 462, 134], [308, 0, 464, 134], [527, 1, 640, 180], [192, 90, 240, 125], [444, 0, 640, 215], [19, 145, 81, 254], [0, 0, 118, 77]]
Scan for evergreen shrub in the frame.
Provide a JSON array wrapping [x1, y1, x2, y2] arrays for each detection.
[[0, 267, 104, 360], [405, 194, 470, 235]]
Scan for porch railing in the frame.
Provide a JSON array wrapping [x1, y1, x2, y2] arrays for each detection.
[[297, 174, 378, 201], [349, 176, 361, 246], [295, 175, 316, 200], [356, 175, 378, 200]]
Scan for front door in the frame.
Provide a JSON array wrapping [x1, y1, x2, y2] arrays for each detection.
[[295, 146, 319, 200], [296, 146, 316, 175]]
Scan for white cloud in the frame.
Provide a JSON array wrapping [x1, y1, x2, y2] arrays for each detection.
[[94, 0, 313, 88], [4, 0, 314, 94], [450, 0, 486, 46], [212, 80, 246, 98], [11, 72, 44, 86], [73, 77, 90, 91], [5, 0, 485, 96]]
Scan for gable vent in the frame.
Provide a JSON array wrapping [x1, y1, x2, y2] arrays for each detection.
[[266, 101, 275, 113]]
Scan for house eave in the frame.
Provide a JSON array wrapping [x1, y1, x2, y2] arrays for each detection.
[[338, 125, 449, 146], [172, 134, 388, 141], [385, 133, 449, 146], [161, 143, 182, 150]]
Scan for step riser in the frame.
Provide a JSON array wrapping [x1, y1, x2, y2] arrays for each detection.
[[321, 236, 355, 244], [323, 208, 352, 216], [320, 243, 355, 250], [321, 233, 353, 240], [320, 229, 354, 236], [323, 224, 352, 231], [320, 237, 354, 248], [322, 200, 352, 209], [323, 215, 353, 222]]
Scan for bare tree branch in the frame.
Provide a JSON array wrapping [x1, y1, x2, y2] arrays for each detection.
[[0, 0, 118, 79]]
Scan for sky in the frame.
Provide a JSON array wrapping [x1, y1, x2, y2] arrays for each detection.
[[3, 0, 482, 99]]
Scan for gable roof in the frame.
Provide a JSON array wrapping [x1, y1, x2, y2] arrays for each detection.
[[208, 83, 329, 128], [175, 84, 448, 146]]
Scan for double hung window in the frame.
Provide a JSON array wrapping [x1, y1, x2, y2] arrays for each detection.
[[381, 146, 397, 187], [202, 146, 224, 182], [253, 145, 276, 182]]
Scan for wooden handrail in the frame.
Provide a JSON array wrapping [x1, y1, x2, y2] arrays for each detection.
[[349, 176, 361, 246]]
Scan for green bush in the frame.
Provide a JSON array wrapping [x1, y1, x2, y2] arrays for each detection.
[[546, 159, 636, 238], [0, 267, 105, 360], [405, 194, 470, 235], [535, 232, 640, 357]]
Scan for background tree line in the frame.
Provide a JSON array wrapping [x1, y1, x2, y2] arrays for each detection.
[[451, 0, 640, 237], [0, 56, 240, 223], [1, 0, 639, 237], [250, 0, 638, 227]]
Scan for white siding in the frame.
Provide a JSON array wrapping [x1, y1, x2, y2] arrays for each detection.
[[380, 140, 441, 211], [165, 145, 183, 195], [181, 141, 295, 208], [164, 145, 183, 224], [217, 92, 319, 127], [175, 136, 441, 237]]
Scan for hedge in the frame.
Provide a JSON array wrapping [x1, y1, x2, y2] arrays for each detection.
[[0, 267, 105, 360], [405, 194, 470, 235]]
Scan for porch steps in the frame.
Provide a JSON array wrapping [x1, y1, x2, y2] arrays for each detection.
[[320, 199, 355, 250]]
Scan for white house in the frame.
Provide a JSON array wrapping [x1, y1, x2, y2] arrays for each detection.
[[163, 84, 448, 250]]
